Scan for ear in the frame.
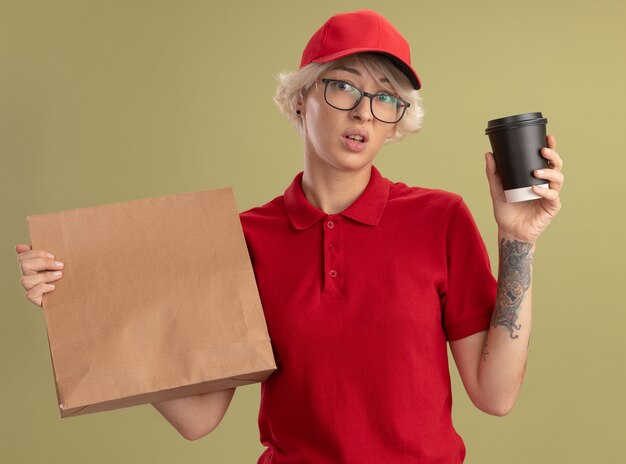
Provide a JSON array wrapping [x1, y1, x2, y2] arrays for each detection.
[[297, 91, 309, 116], [296, 92, 304, 115]]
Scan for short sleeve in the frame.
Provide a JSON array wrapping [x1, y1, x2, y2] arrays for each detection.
[[441, 198, 497, 341]]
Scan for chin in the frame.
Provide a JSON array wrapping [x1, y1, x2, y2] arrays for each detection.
[[330, 156, 375, 173]]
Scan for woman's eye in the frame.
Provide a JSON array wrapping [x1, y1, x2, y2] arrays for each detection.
[[334, 81, 351, 91], [377, 94, 397, 105]]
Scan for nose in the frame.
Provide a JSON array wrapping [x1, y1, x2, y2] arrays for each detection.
[[352, 96, 374, 122]]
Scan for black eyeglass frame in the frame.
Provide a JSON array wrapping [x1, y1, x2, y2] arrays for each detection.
[[320, 78, 410, 124]]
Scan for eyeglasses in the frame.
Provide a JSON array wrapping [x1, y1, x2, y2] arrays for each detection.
[[320, 78, 410, 124]]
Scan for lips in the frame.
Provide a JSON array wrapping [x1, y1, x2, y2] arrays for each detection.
[[342, 129, 369, 144], [341, 128, 370, 153]]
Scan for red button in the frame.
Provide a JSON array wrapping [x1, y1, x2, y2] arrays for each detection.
[[328, 244, 336, 252], [329, 269, 338, 278], [327, 220, 335, 229]]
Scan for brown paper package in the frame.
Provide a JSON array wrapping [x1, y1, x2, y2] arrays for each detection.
[[27, 188, 277, 418]]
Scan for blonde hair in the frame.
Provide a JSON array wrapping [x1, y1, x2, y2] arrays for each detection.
[[274, 53, 424, 142]]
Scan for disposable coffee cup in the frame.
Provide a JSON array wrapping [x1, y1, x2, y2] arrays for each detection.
[[485, 112, 549, 202]]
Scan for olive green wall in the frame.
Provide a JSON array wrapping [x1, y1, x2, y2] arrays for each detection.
[[2, 0, 624, 462]]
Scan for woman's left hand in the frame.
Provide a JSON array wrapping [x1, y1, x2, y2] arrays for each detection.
[[485, 134, 564, 243]]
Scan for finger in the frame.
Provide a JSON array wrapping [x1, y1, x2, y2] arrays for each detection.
[[540, 147, 563, 172], [25, 282, 56, 308], [20, 270, 63, 291], [17, 248, 54, 261], [546, 134, 557, 150], [532, 184, 561, 203], [485, 152, 504, 197], [532, 185, 562, 217], [18, 256, 64, 276], [533, 168, 565, 192], [16, 244, 33, 254], [485, 151, 497, 175]]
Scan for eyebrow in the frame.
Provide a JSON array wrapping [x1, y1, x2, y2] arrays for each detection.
[[334, 66, 391, 84]]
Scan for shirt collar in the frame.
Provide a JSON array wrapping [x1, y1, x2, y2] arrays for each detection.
[[284, 165, 391, 230]]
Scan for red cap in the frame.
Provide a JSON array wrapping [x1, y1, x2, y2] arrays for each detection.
[[300, 10, 422, 90]]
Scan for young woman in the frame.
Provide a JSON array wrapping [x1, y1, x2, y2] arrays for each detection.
[[16, 10, 564, 463]]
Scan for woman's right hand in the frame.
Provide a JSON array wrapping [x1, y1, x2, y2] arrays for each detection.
[[15, 244, 65, 308]]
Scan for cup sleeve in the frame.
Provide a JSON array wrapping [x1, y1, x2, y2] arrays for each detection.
[[441, 198, 497, 341]]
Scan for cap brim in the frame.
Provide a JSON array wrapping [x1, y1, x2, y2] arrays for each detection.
[[311, 47, 422, 90]]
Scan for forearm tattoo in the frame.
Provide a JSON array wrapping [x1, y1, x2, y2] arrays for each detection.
[[491, 239, 534, 339], [481, 341, 489, 361]]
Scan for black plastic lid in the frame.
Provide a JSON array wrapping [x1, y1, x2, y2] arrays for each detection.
[[485, 112, 547, 135]]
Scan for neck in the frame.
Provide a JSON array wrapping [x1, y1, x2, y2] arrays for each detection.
[[301, 157, 372, 215]]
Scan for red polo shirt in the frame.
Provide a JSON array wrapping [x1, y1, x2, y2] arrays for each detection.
[[240, 165, 497, 464]]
